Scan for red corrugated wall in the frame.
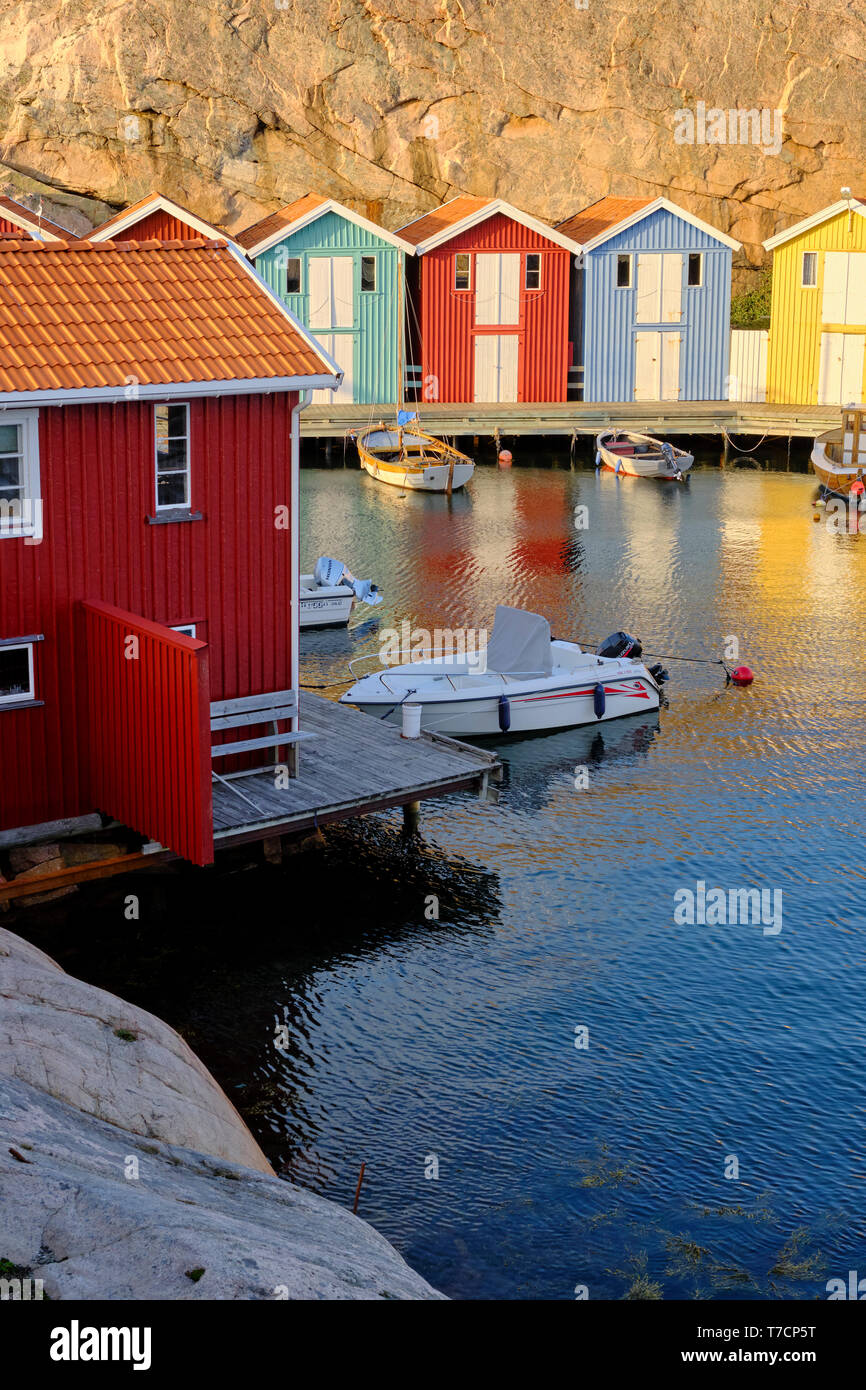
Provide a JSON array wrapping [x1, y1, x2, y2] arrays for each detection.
[[418, 213, 571, 403], [0, 391, 296, 835], [80, 600, 213, 864], [106, 210, 212, 241]]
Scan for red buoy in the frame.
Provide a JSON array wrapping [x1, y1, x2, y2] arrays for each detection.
[[498, 450, 513, 466], [731, 665, 754, 686]]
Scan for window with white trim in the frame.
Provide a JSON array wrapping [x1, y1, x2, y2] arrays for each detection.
[[0, 410, 41, 540], [0, 641, 35, 705], [687, 253, 703, 287], [616, 254, 632, 289], [525, 253, 541, 290], [454, 253, 471, 290], [171, 623, 197, 638], [286, 257, 301, 294], [155, 404, 190, 510], [802, 251, 818, 288], [360, 255, 377, 292]]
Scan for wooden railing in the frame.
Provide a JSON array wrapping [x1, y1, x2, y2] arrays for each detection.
[[79, 600, 214, 866]]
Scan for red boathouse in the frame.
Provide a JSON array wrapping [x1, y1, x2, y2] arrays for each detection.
[[400, 196, 580, 404], [84, 191, 241, 247], [0, 237, 340, 865]]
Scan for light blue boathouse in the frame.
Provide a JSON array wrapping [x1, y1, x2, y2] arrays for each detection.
[[557, 197, 741, 402], [237, 194, 414, 405]]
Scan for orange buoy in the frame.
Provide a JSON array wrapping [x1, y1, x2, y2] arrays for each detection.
[[731, 666, 754, 686], [813, 512, 821, 521], [498, 449, 512, 466]]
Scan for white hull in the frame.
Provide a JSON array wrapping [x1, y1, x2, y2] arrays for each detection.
[[360, 456, 475, 491], [300, 574, 354, 628], [342, 638, 660, 739], [597, 431, 693, 481]]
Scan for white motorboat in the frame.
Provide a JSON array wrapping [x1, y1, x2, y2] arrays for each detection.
[[340, 606, 662, 738], [300, 557, 382, 629], [596, 429, 693, 481]]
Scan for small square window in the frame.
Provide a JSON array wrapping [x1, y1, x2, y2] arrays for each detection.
[[0, 642, 35, 705], [616, 254, 632, 288], [802, 251, 818, 288], [525, 253, 541, 290], [361, 255, 377, 292], [687, 253, 703, 287], [155, 403, 190, 511], [455, 253, 471, 290], [286, 257, 301, 294]]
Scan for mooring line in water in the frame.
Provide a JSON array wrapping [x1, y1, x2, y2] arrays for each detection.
[[353, 1162, 366, 1214]]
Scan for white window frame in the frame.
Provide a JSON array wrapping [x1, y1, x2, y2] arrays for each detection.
[[360, 255, 377, 293], [0, 409, 41, 541], [616, 254, 632, 289], [154, 402, 191, 512], [687, 252, 704, 287], [171, 623, 197, 638], [0, 639, 36, 706], [525, 252, 542, 291], [802, 251, 818, 288], [454, 253, 472, 291]]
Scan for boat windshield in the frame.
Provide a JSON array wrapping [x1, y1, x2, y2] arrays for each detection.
[[484, 606, 553, 677]]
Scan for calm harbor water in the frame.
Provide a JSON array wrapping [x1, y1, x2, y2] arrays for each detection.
[[20, 449, 866, 1300]]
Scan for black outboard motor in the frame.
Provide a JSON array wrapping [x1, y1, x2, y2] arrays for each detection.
[[597, 631, 643, 660]]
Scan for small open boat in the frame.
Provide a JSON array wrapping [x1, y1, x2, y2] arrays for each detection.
[[596, 429, 693, 481], [341, 606, 662, 738], [811, 405, 866, 494], [300, 557, 382, 629], [356, 418, 474, 492]]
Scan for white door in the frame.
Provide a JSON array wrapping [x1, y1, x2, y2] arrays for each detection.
[[475, 253, 521, 325], [634, 331, 660, 399], [312, 334, 355, 403], [662, 255, 683, 322], [822, 253, 866, 325], [474, 334, 519, 402], [660, 333, 682, 400], [818, 332, 865, 405], [308, 256, 354, 330], [634, 332, 681, 400], [635, 254, 662, 323], [845, 255, 866, 324]]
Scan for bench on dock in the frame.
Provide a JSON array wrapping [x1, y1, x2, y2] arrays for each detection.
[[210, 689, 314, 783]]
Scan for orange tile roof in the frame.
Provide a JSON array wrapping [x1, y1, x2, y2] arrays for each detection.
[[235, 194, 329, 250], [87, 192, 230, 241], [0, 239, 336, 395], [556, 197, 655, 245], [0, 195, 75, 241], [398, 196, 495, 247]]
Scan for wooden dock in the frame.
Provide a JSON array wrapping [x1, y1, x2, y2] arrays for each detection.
[[212, 693, 498, 846], [301, 401, 836, 440], [0, 695, 499, 902]]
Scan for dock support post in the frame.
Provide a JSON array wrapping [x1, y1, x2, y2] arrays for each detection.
[[722, 432, 729, 467], [403, 800, 421, 833], [787, 435, 792, 470]]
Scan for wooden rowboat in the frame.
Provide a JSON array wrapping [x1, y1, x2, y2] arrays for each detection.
[[811, 405, 866, 494], [355, 423, 475, 493], [596, 429, 693, 482]]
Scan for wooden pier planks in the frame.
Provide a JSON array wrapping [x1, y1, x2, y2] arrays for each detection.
[[211, 692, 498, 839], [301, 401, 837, 440]]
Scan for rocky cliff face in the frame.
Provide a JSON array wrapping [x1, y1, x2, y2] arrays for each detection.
[[0, 0, 860, 286]]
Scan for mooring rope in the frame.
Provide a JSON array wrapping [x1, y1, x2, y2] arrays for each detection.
[[721, 427, 770, 454]]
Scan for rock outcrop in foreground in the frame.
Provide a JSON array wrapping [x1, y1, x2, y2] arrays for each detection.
[[0, 929, 443, 1300]]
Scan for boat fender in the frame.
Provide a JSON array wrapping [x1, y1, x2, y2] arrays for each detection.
[[595, 450, 602, 469], [498, 693, 511, 732], [593, 683, 606, 719]]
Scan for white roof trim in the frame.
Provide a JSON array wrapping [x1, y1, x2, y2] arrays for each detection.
[[575, 197, 741, 252], [244, 198, 416, 258], [399, 197, 582, 254], [0, 376, 340, 407], [0, 204, 67, 242], [87, 194, 243, 249], [225, 243, 344, 382], [762, 199, 866, 250]]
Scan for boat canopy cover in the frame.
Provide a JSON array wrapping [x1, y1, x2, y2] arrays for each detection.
[[485, 606, 553, 676]]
